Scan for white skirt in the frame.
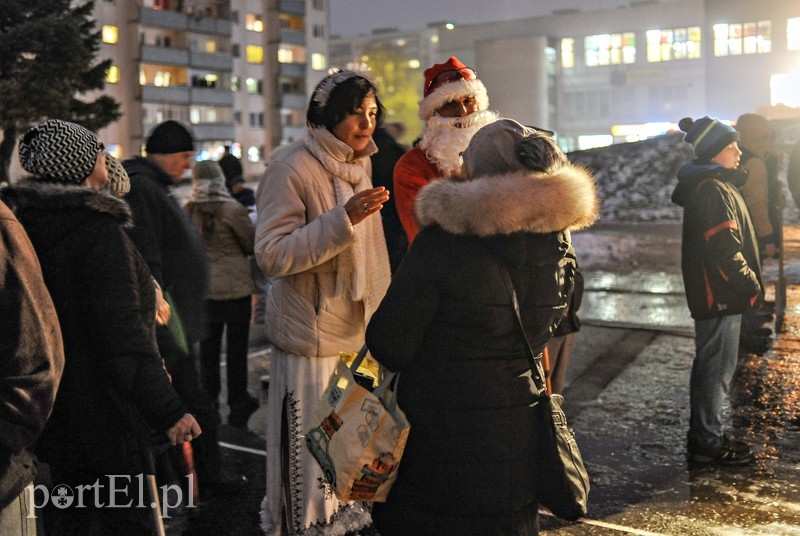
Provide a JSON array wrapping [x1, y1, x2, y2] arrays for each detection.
[[260, 347, 372, 535]]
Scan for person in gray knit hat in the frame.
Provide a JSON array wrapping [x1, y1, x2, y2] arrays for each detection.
[[367, 118, 598, 535], [1, 120, 201, 534], [18, 119, 108, 189], [184, 161, 257, 429]]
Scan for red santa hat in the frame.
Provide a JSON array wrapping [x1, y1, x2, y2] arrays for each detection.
[[417, 56, 489, 120]]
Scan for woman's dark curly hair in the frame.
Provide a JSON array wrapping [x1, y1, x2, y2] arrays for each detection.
[[306, 74, 384, 132]]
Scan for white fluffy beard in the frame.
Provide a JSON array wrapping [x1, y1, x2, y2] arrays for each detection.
[[418, 110, 500, 178]]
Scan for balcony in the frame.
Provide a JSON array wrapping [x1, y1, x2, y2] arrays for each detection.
[[189, 87, 234, 106], [190, 51, 233, 71], [279, 0, 305, 16], [281, 93, 307, 110], [188, 15, 232, 36], [190, 123, 236, 142], [140, 7, 232, 36], [280, 28, 305, 46], [279, 62, 306, 78], [141, 45, 190, 66], [140, 7, 187, 31], [142, 85, 191, 104]]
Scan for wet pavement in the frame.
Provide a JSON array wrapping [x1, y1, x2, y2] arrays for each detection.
[[169, 222, 800, 535]]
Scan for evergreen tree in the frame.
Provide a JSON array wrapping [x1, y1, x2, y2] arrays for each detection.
[[0, 0, 120, 183]]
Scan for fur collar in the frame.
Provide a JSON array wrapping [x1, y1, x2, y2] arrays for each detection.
[[2, 179, 133, 227], [415, 164, 599, 236]]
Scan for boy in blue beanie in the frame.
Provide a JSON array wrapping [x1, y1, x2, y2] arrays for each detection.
[[671, 116, 762, 465]]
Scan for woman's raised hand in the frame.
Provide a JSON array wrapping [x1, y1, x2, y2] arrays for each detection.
[[345, 186, 390, 225]]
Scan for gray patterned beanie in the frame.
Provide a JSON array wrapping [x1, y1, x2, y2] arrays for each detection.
[[18, 119, 101, 183]]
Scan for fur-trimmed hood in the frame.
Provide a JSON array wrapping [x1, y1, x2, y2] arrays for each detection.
[[415, 164, 599, 236], [1, 179, 133, 227]]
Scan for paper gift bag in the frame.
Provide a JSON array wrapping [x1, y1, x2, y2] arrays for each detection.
[[305, 346, 410, 502]]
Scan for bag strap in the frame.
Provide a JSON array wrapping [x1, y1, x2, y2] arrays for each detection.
[[495, 264, 549, 396], [351, 343, 397, 397]]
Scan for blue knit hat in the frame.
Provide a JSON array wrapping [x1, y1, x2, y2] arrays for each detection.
[[678, 116, 739, 161]]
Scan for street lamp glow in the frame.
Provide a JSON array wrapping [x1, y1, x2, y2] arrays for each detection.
[[445, 23, 455, 30]]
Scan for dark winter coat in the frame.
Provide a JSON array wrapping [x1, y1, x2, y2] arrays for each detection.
[[122, 156, 209, 349], [0, 200, 63, 506], [366, 162, 598, 535], [0, 181, 187, 478], [671, 161, 762, 320], [371, 126, 409, 273]]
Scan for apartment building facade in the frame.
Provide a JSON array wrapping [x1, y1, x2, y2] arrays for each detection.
[[330, 0, 800, 152], [92, 0, 329, 180]]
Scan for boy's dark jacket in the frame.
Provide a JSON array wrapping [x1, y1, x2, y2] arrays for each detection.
[[671, 160, 762, 320]]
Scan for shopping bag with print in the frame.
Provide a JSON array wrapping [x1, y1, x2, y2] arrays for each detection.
[[305, 345, 410, 502]]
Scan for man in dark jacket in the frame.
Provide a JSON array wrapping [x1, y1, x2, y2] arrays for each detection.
[[0, 200, 64, 535], [219, 144, 243, 189], [672, 116, 762, 466], [371, 124, 409, 273], [3, 119, 200, 534], [123, 120, 245, 496]]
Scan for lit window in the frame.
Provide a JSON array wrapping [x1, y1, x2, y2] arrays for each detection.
[[106, 65, 119, 84], [585, 32, 636, 66], [205, 40, 217, 53], [311, 53, 326, 71], [246, 13, 263, 32], [561, 38, 574, 69], [154, 71, 171, 87], [246, 45, 264, 64], [278, 45, 306, 64], [714, 20, 771, 56], [246, 77, 259, 94], [248, 146, 261, 162], [278, 48, 293, 63], [646, 26, 701, 62], [789, 17, 800, 51], [102, 25, 119, 45], [231, 76, 240, 91]]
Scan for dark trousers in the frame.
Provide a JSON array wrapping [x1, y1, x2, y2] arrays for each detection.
[[166, 352, 223, 484], [199, 297, 252, 408]]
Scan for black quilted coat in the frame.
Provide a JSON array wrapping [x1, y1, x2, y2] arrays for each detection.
[[1, 181, 187, 479]]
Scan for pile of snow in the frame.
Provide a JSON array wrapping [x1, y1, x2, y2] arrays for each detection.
[[568, 133, 691, 223], [568, 132, 800, 225]]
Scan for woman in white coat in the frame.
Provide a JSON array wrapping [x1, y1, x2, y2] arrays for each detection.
[[255, 70, 391, 535]]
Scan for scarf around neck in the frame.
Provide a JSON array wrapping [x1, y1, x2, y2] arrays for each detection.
[[303, 127, 390, 321]]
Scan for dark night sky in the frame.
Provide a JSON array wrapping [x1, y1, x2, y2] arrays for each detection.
[[328, 0, 675, 37]]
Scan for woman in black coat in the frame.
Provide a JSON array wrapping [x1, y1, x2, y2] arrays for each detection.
[[366, 119, 599, 536], [2, 120, 200, 535]]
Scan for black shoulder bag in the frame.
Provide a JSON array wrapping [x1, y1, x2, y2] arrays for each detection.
[[498, 264, 590, 521]]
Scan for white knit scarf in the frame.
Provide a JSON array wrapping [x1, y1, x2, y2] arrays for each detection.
[[303, 127, 391, 321]]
